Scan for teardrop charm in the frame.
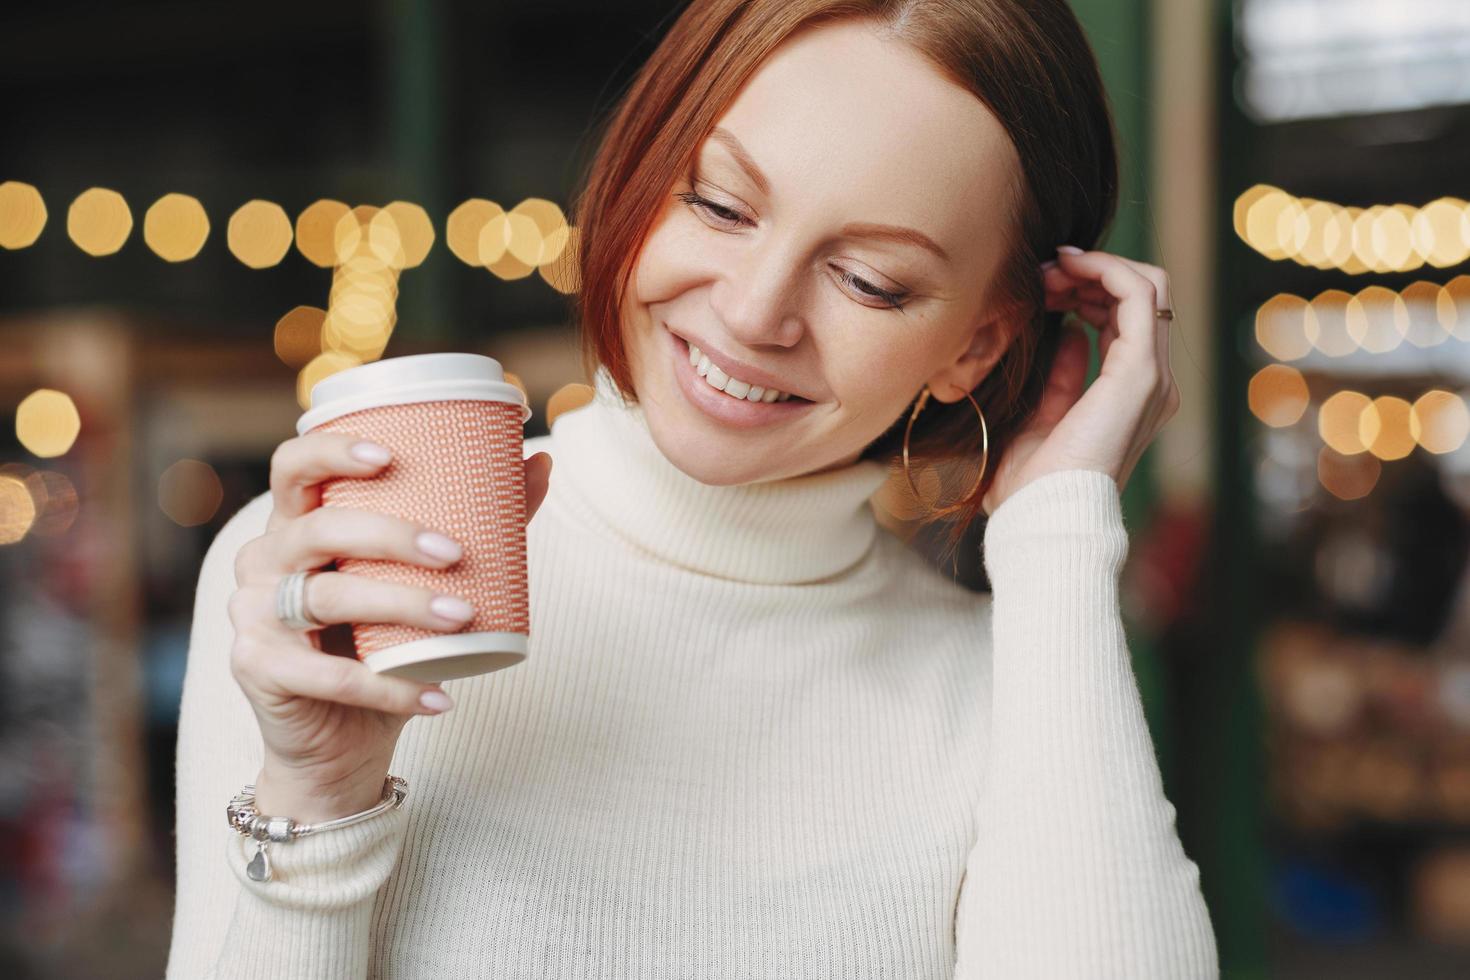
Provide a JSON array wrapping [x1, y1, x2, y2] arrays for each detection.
[[246, 841, 272, 882]]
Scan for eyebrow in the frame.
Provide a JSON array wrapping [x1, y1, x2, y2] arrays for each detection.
[[706, 126, 952, 266]]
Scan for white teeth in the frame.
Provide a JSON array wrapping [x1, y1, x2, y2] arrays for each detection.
[[687, 342, 791, 403]]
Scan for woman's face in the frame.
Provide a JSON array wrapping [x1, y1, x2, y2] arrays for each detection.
[[621, 18, 1025, 485]]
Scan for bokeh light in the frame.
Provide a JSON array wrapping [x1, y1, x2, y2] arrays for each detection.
[[15, 388, 81, 458], [0, 474, 36, 545], [157, 459, 224, 527], [22, 468, 79, 536], [1248, 364, 1310, 428], [294, 199, 351, 268], [1319, 390, 1372, 455], [1235, 185, 1470, 272], [1304, 290, 1357, 357], [1410, 390, 1470, 455], [0, 181, 47, 249], [1318, 446, 1382, 500], [226, 200, 293, 269], [538, 223, 581, 294], [446, 198, 504, 265], [1359, 396, 1416, 461], [274, 305, 326, 368], [546, 382, 594, 428], [143, 193, 210, 262], [1256, 293, 1314, 361], [297, 350, 364, 411], [67, 187, 132, 256]]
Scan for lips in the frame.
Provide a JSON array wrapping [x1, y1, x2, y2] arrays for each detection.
[[665, 325, 809, 400]]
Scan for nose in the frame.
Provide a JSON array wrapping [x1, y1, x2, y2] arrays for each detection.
[[707, 239, 806, 349]]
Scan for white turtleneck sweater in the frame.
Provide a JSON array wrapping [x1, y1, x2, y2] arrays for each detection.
[[166, 368, 1218, 979]]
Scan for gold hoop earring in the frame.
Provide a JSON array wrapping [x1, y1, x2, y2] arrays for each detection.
[[901, 384, 989, 517]]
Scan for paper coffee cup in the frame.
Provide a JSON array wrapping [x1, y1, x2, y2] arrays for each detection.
[[296, 352, 532, 683]]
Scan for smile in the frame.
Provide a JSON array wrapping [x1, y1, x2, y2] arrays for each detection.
[[665, 326, 815, 429]]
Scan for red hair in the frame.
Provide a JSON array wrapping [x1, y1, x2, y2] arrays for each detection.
[[569, 0, 1118, 564]]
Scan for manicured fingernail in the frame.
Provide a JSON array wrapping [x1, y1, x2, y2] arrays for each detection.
[[1040, 259, 1058, 270], [1057, 244, 1084, 255], [430, 595, 474, 621], [351, 441, 392, 465], [416, 531, 462, 562], [420, 689, 454, 712]]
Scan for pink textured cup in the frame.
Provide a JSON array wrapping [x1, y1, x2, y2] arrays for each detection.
[[295, 353, 532, 683]]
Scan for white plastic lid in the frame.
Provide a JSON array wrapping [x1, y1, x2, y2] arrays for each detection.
[[296, 352, 532, 434]]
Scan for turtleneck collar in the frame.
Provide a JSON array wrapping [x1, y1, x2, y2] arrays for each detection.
[[546, 366, 893, 585]]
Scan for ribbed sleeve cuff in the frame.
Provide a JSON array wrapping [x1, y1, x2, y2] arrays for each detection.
[[981, 468, 1128, 583], [210, 808, 409, 978], [224, 803, 409, 910]]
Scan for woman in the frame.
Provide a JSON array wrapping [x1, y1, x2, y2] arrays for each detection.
[[168, 1, 1216, 977]]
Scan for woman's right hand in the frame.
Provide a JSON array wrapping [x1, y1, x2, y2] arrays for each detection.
[[227, 432, 553, 821]]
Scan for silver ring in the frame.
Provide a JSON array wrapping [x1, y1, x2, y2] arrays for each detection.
[[275, 570, 328, 631]]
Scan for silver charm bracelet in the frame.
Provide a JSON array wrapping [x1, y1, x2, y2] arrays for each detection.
[[226, 774, 409, 883]]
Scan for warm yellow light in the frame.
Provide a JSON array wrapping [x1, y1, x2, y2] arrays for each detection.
[[25, 469, 79, 536], [1305, 290, 1358, 357], [1256, 293, 1313, 360], [67, 187, 132, 256], [329, 204, 383, 264], [1401, 280, 1452, 348], [0, 474, 36, 545], [446, 199, 503, 265], [227, 200, 293, 269], [1293, 201, 1335, 269], [1318, 390, 1372, 455], [1237, 188, 1470, 274], [0, 181, 47, 249], [274, 305, 326, 368], [511, 198, 570, 265], [546, 383, 594, 428], [158, 459, 224, 527], [298, 351, 364, 410], [1374, 206, 1417, 272], [1344, 286, 1406, 355], [1245, 188, 1294, 259], [377, 201, 434, 268], [1359, 395, 1415, 461], [481, 211, 536, 280], [1412, 198, 1470, 268], [143, 193, 210, 262], [1234, 184, 1278, 244], [1248, 364, 1310, 428], [1446, 275, 1470, 341], [295, 199, 351, 268], [1410, 390, 1470, 455], [538, 224, 581, 294], [15, 388, 81, 458], [1318, 447, 1380, 501]]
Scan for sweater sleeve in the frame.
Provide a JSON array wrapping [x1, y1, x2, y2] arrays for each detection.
[[952, 468, 1218, 979], [164, 493, 411, 980]]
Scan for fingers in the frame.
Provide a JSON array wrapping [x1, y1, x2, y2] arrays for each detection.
[[268, 433, 393, 533], [239, 507, 463, 584], [230, 573, 477, 637], [1032, 320, 1091, 428], [525, 452, 552, 526], [1053, 248, 1163, 377], [231, 628, 453, 717]]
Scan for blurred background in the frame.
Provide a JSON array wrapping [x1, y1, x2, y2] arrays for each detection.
[[2, 0, 1468, 977]]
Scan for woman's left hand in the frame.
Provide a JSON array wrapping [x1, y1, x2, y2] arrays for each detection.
[[980, 245, 1182, 517]]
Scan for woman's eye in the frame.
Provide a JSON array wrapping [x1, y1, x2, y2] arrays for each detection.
[[675, 190, 909, 312], [836, 269, 909, 311], [675, 191, 748, 228]]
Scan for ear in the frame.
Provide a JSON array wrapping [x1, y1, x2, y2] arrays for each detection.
[[924, 299, 1026, 402]]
